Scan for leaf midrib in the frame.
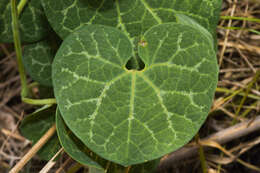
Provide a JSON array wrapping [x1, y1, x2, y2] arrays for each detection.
[[115, 0, 128, 35], [137, 72, 176, 135], [140, 0, 162, 24], [126, 71, 136, 159]]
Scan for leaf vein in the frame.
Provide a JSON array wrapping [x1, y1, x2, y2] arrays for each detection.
[[140, 0, 162, 24], [138, 73, 176, 135]]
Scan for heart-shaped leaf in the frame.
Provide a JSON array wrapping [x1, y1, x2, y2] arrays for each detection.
[[41, 0, 222, 39], [56, 108, 104, 170], [52, 23, 218, 166], [57, 108, 160, 172], [22, 40, 55, 86], [0, 0, 49, 43]]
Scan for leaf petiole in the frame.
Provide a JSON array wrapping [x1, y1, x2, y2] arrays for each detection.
[[11, 0, 29, 98], [22, 97, 56, 105], [17, 0, 28, 16]]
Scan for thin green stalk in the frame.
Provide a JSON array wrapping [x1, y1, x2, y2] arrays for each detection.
[[236, 70, 260, 115], [221, 16, 260, 23], [11, 0, 29, 98], [249, 29, 260, 35], [22, 98, 56, 105], [216, 87, 260, 100], [219, 88, 244, 103], [196, 135, 207, 173], [218, 26, 260, 35], [233, 70, 260, 124], [241, 101, 258, 118], [217, 151, 224, 173], [17, 0, 28, 16]]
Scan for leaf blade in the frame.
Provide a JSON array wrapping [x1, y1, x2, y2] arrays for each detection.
[[41, 0, 222, 39], [0, 0, 49, 43], [52, 23, 218, 165], [22, 40, 54, 86], [56, 109, 104, 170]]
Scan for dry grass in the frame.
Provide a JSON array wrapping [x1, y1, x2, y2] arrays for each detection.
[[0, 0, 260, 172]]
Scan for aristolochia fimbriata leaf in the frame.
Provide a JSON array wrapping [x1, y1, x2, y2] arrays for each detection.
[[57, 108, 160, 173], [52, 24, 218, 166], [41, 0, 222, 40], [0, 0, 49, 43], [22, 40, 54, 86], [56, 109, 105, 171]]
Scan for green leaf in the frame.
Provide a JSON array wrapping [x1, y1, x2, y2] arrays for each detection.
[[41, 0, 221, 39], [20, 105, 61, 160], [57, 108, 159, 172], [52, 23, 218, 166], [0, 0, 49, 43], [22, 40, 55, 86], [175, 13, 213, 47], [56, 109, 104, 171]]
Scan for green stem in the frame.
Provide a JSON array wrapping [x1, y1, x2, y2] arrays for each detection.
[[241, 101, 258, 118], [196, 135, 207, 173], [22, 98, 56, 105], [218, 26, 260, 35], [221, 16, 260, 23], [11, 0, 29, 98], [233, 70, 260, 124], [216, 87, 260, 100], [17, 0, 28, 16]]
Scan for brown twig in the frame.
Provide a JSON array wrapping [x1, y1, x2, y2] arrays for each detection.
[[9, 124, 56, 173], [1, 129, 27, 142], [39, 148, 63, 173], [219, 0, 237, 67]]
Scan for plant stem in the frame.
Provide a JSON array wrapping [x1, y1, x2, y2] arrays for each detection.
[[11, 0, 29, 98], [233, 70, 260, 124], [196, 134, 207, 173], [17, 0, 28, 16], [221, 16, 260, 23], [22, 97, 57, 105], [241, 101, 258, 118], [215, 87, 260, 100], [218, 26, 260, 35]]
